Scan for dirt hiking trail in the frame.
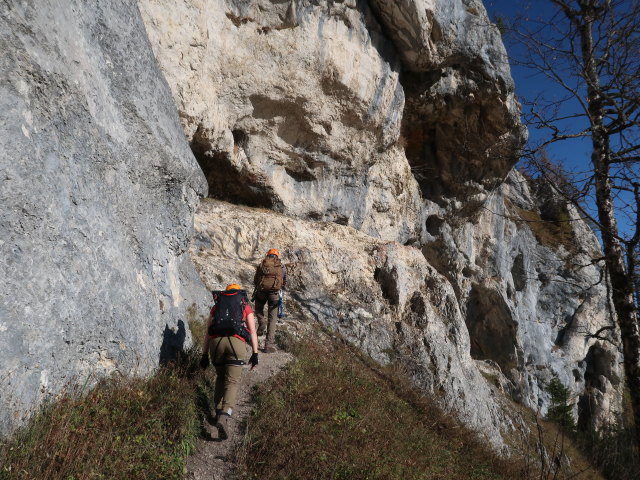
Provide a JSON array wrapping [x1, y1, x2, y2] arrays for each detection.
[[186, 349, 292, 480]]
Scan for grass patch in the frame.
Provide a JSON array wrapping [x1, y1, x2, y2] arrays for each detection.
[[0, 320, 215, 480], [515, 206, 575, 252], [241, 339, 528, 480]]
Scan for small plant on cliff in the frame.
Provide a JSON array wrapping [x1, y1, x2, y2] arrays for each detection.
[[546, 373, 576, 433], [493, 13, 508, 35]]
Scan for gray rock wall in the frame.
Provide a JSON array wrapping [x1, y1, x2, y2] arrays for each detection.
[[140, 0, 525, 238], [422, 171, 624, 430], [0, 1, 209, 436]]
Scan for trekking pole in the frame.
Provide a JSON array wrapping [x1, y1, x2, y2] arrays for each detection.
[[278, 291, 285, 318]]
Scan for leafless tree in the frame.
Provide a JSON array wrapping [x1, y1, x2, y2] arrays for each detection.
[[506, 0, 640, 446]]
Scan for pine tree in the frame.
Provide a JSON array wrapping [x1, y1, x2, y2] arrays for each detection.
[[546, 373, 576, 433]]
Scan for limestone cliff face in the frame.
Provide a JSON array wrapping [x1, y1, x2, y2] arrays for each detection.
[[0, 0, 621, 443], [139, 0, 420, 243], [140, 0, 525, 240], [0, 1, 209, 435], [142, 0, 622, 441], [423, 171, 624, 431]]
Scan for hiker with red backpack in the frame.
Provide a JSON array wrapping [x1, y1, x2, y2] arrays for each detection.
[[200, 283, 259, 440], [253, 248, 287, 353]]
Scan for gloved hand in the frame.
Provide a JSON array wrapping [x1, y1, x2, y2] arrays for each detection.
[[200, 353, 210, 370], [249, 352, 259, 369]]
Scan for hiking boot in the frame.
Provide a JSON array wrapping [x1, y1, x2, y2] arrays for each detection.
[[209, 409, 222, 427], [264, 345, 277, 354], [207, 413, 217, 427], [216, 413, 232, 441]]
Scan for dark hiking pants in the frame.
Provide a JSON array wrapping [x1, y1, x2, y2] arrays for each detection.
[[255, 290, 279, 348]]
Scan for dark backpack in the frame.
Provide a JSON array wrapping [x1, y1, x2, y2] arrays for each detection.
[[257, 257, 283, 292], [208, 290, 251, 343]]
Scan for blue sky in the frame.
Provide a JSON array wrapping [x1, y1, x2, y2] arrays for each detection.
[[485, 1, 593, 170], [484, 1, 617, 231], [484, 1, 640, 240]]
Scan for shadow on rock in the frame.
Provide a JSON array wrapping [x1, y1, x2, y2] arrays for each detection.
[[159, 320, 187, 365]]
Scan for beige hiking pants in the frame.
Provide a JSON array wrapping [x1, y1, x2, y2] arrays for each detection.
[[209, 336, 248, 413]]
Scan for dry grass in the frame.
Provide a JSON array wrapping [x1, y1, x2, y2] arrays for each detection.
[[240, 336, 613, 480], [0, 375, 197, 479], [576, 427, 639, 480], [514, 206, 575, 252], [241, 339, 529, 480], [0, 320, 215, 480]]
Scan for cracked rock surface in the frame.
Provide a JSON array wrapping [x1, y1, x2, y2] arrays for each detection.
[[0, 0, 209, 435]]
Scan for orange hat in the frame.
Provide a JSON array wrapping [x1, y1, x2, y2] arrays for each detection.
[[226, 283, 241, 291], [266, 248, 280, 257]]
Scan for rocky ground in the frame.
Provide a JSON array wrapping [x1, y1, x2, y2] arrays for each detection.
[[186, 348, 292, 480]]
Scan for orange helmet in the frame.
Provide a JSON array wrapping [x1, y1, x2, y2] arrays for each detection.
[[226, 283, 241, 291], [266, 248, 280, 257]]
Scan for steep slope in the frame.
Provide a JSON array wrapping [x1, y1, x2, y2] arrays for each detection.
[[0, 1, 209, 435], [190, 199, 512, 446]]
